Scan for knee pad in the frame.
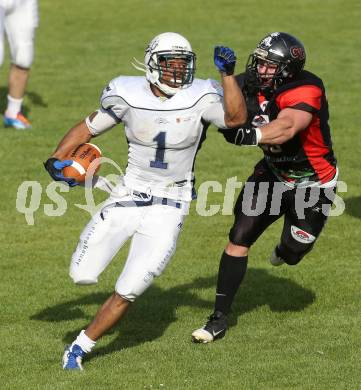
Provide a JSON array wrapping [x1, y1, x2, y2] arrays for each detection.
[[11, 42, 34, 69]]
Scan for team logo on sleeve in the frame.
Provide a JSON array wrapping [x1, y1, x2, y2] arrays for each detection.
[[291, 225, 316, 244]]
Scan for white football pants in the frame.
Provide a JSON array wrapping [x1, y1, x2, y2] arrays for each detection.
[[70, 196, 187, 302], [0, 0, 38, 68]]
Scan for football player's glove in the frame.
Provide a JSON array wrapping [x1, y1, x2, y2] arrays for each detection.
[[218, 127, 261, 145], [214, 46, 236, 75], [43, 157, 78, 187]]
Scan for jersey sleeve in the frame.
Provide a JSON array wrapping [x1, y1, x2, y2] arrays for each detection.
[[200, 79, 226, 128], [276, 85, 322, 113], [100, 79, 129, 120], [202, 99, 226, 128], [85, 108, 118, 136]]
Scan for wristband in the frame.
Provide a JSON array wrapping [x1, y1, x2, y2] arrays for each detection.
[[255, 127, 262, 144], [234, 127, 261, 146]]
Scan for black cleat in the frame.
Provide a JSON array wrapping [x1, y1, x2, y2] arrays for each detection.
[[269, 246, 285, 266], [191, 311, 227, 343]]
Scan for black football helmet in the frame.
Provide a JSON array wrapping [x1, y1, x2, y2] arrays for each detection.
[[245, 32, 306, 91]]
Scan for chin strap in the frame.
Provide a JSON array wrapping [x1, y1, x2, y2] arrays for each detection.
[[131, 57, 180, 96], [131, 57, 147, 73], [154, 81, 179, 96]]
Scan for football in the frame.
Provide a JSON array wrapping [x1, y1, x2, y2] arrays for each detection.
[[63, 143, 102, 182]]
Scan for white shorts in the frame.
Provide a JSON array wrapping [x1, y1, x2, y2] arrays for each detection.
[[70, 194, 188, 302], [0, 0, 38, 67]]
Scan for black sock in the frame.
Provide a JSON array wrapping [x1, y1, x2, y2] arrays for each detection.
[[214, 251, 248, 315]]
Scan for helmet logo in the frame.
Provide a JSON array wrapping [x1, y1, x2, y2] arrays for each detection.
[[259, 32, 280, 47], [290, 46, 305, 60], [146, 38, 159, 54], [260, 36, 273, 47]]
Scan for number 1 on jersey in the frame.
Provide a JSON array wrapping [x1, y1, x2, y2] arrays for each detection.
[[150, 132, 168, 169]]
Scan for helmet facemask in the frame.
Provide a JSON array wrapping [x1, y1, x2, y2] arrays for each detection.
[[147, 50, 196, 95], [246, 50, 291, 92]]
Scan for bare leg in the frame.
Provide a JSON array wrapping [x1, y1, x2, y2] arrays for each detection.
[[85, 292, 131, 341], [63, 283, 131, 369], [8, 64, 30, 99], [225, 242, 249, 257]]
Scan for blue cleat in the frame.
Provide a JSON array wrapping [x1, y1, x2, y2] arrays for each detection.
[[62, 344, 86, 370], [4, 113, 32, 129]]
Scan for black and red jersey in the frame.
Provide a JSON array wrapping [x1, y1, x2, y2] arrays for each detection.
[[236, 70, 337, 185]]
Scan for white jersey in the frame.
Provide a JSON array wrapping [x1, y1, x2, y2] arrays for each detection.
[[94, 76, 227, 201]]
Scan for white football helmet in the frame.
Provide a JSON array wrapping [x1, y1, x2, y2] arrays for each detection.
[[133, 32, 196, 96]]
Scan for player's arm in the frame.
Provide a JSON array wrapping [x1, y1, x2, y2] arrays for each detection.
[[214, 46, 247, 127], [51, 119, 92, 160], [221, 84, 321, 146], [221, 73, 247, 127], [258, 108, 313, 144], [51, 109, 118, 159], [219, 107, 313, 146], [44, 109, 117, 185]]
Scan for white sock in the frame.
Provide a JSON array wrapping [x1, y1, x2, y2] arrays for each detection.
[[71, 330, 96, 353], [5, 95, 23, 118]]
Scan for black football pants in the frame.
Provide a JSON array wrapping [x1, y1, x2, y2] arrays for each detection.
[[229, 160, 336, 265]]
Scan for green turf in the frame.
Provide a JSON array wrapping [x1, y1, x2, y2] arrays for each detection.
[[1, 0, 360, 388]]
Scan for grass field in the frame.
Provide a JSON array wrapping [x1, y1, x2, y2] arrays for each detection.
[[1, 0, 361, 389]]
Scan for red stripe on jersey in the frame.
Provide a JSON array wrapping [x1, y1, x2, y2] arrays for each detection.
[[276, 85, 322, 110], [258, 92, 267, 105], [299, 117, 336, 183]]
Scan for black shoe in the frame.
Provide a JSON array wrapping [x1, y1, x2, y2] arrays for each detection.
[[191, 311, 227, 343]]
